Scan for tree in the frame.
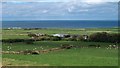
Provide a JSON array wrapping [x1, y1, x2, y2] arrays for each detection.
[[89, 32, 120, 43], [28, 33, 39, 41], [89, 32, 109, 42]]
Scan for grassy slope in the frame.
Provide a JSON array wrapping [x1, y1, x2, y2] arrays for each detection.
[[2, 28, 119, 66], [2, 41, 118, 66], [3, 48, 118, 66]]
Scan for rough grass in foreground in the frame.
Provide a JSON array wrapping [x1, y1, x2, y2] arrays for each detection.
[[3, 48, 118, 66], [2, 41, 118, 66]]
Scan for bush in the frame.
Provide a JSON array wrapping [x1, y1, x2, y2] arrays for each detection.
[[89, 32, 120, 43], [50, 36, 61, 41], [108, 33, 120, 43], [24, 39, 34, 44], [2, 39, 35, 44], [2, 39, 25, 43], [89, 32, 109, 42]]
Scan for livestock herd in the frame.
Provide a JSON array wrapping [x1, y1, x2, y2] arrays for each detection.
[[2, 44, 119, 55]]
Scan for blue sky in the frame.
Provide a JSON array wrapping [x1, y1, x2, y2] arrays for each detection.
[[1, 0, 119, 20]]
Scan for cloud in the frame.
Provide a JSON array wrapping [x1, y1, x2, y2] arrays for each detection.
[[2, 0, 119, 2], [2, 0, 66, 2], [2, 2, 118, 20], [81, 0, 106, 4], [42, 10, 49, 13], [79, 9, 89, 12], [67, 6, 75, 12]]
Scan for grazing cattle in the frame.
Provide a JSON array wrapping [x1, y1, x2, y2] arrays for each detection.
[[107, 45, 118, 49]]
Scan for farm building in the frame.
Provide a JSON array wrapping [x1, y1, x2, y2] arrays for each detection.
[[52, 34, 70, 38], [83, 35, 89, 40]]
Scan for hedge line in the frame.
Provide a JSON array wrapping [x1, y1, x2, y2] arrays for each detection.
[[1, 32, 120, 43]]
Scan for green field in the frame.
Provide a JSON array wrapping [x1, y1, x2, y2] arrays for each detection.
[[2, 27, 118, 39], [3, 48, 118, 66], [2, 41, 118, 66], [2, 28, 119, 66]]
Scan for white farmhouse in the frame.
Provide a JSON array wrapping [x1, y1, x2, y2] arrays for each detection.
[[53, 34, 69, 38]]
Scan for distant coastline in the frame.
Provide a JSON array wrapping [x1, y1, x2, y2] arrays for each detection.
[[2, 20, 118, 28]]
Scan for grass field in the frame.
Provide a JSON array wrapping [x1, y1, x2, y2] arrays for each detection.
[[3, 48, 118, 66], [2, 41, 116, 51], [2, 41, 118, 66], [2, 27, 118, 39], [2, 28, 119, 66]]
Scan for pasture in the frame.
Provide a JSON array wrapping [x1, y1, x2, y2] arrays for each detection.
[[2, 28, 119, 66], [2, 27, 118, 39], [2, 41, 118, 66]]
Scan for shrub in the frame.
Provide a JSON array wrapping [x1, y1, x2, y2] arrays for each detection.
[[89, 32, 120, 43], [25, 39, 34, 44], [2, 39, 35, 44], [50, 36, 61, 41]]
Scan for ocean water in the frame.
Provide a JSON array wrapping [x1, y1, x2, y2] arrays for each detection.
[[2, 20, 118, 28]]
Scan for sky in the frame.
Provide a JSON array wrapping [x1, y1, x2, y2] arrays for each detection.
[[2, 0, 119, 2], [1, 0, 119, 20]]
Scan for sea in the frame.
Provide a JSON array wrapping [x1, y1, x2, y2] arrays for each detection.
[[2, 20, 118, 28]]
